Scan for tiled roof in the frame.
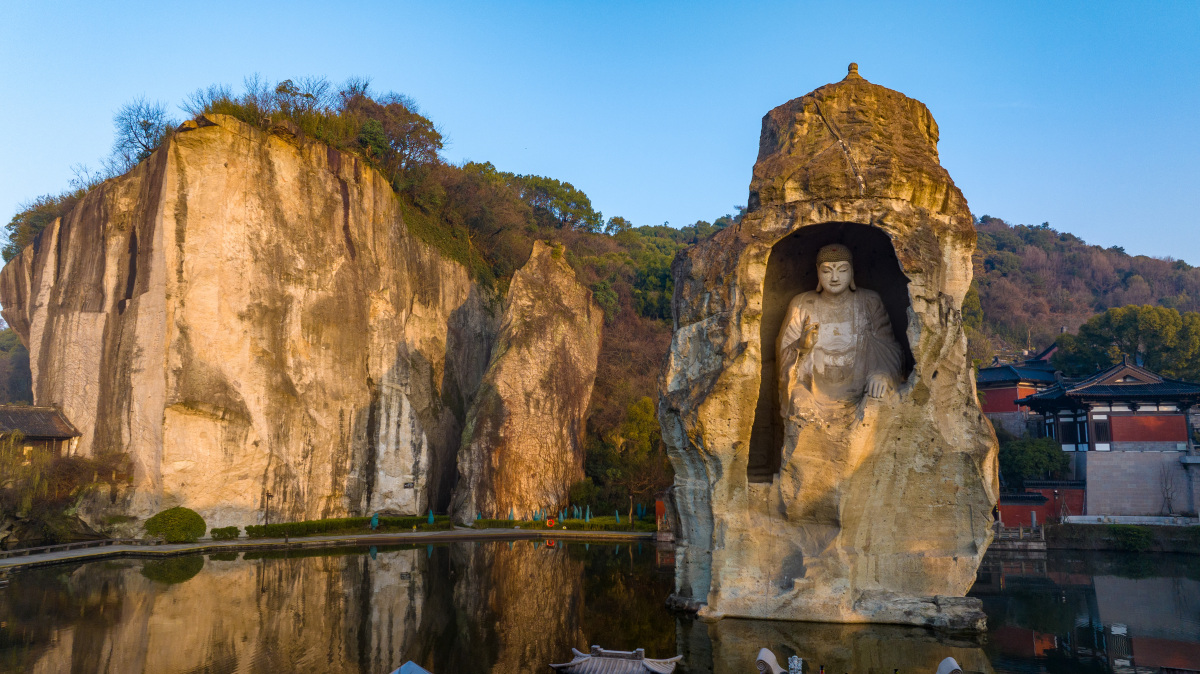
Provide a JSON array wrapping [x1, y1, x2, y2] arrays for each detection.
[[0, 405, 79, 439], [976, 364, 1058, 385], [551, 647, 680, 674], [1017, 357, 1200, 406]]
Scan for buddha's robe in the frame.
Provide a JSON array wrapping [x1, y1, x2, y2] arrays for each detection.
[[777, 288, 902, 416]]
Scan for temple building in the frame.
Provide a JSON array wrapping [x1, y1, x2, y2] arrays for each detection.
[[975, 345, 1058, 437], [1017, 356, 1200, 519], [0, 405, 80, 457]]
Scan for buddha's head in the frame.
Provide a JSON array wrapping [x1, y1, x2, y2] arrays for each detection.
[[816, 244, 855, 295]]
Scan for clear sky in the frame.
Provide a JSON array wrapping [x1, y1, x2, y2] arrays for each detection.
[[2, 1, 1198, 261]]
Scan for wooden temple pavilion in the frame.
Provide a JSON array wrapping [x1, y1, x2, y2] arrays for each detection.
[[550, 646, 681, 673], [1016, 356, 1200, 516], [1016, 356, 1200, 454]]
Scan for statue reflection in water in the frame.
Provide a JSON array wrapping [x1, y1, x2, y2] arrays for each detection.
[[777, 243, 902, 416]]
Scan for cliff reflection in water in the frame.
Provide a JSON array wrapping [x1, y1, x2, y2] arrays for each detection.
[[5, 544, 1198, 673], [0, 540, 676, 674]]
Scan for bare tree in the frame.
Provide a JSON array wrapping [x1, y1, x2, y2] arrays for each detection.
[[181, 83, 233, 117], [1161, 463, 1178, 515], [104, 97, 175, 174]]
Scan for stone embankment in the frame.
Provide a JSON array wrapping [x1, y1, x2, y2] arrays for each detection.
[[0, 528, 653, 572]]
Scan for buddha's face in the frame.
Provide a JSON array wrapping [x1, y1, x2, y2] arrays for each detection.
[[818, 261, 853, 296]]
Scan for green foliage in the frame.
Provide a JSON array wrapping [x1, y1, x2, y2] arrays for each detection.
[[0, 434, 130, 543], [144, 507, 206, 543], [210, 526, 240, 541], [244, 515, 452, 538], [963, 283, 984, 329], [1107, 524, 1153, 552], [140, 555, 205, 585], [510, 174, 603, 232], [4, 192, 85, 262], [998, 436, 1069, 487], [1053, 304, 1200, 379], [576, 397, 673, 513], [0, 328, 32, 403]]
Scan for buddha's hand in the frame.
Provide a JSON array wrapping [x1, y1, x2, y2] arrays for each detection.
[[787, 316, 819, 355], [866, 373, 891, 398]]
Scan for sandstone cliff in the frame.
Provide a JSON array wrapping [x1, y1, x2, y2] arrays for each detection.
[[0, 114, 601, 529], [452, 241, 603, 522], [659, 64, 998, 628]]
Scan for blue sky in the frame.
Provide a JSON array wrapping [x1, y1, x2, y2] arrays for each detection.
[[2, 1, 1198, 261]]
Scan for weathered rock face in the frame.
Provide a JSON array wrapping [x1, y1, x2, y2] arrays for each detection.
[[452, 241, 603, 522], [0, 114, 500, 527], [659, 65, 999, 628]]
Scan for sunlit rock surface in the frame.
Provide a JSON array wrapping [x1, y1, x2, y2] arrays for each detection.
[[452, 241, 602, 521], [0, 114, 505, 526], [659, 65, 998, 628]]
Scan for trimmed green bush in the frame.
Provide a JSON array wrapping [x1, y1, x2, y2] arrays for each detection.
[[243, 515, 452, 539], [141, 555, 205, 584], [144, 507, 207, 543], [210, 526, 240, 541]]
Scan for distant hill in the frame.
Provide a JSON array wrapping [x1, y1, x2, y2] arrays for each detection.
[[969, 215, 1200, 360]]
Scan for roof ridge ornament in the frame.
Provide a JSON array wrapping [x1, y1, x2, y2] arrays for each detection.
[[843, 62, 865, 81]]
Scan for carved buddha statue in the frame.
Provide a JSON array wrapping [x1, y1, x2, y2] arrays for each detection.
[[777, 243, 902, 416]]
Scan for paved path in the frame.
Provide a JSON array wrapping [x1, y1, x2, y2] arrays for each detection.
[[0, 527, 656, 572]]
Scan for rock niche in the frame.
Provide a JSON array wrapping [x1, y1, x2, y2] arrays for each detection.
[[658, 64, 999, 630]]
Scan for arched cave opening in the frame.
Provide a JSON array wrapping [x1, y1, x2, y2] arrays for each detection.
[[746, 222, 914, 483]]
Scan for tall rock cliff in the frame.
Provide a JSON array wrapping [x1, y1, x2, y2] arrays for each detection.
[[452, 241, 603, 522], [659, 65, 998, 628], [0, 114, 601, 529]]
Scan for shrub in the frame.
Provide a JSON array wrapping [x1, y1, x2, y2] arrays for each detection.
[[210, 526, 240, 541], [243, 515, 452, 539], [141, 555, 205, 584], [1108, 524, 1153, 552], [144, 507, 207, 543]]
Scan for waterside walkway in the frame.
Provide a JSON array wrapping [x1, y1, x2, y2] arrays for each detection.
[[0, 527, 654, 572]]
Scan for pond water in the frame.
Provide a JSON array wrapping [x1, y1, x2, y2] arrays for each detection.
[[1, 541, 1197, 673]]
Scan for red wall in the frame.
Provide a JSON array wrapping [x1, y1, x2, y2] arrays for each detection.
[[1110, 414, 1187, 442], [980, 385, 1039, 413], [999, 488, 1084, 526]]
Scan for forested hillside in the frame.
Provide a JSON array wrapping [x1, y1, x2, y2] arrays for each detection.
[[968, 215, 1200, 362]]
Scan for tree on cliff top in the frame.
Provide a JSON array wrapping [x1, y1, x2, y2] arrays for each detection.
[[104, 97, 176, 175]]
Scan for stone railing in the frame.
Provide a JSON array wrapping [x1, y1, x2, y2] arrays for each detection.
[[0, 538, 164, 560]]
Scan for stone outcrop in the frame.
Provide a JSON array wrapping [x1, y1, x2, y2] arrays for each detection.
[[658, 64, 999, 628], [0, 114, 601, 529], [452, 241, 603, 522]]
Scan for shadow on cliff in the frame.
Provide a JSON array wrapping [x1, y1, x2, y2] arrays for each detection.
[[344, 282, 495, 517]]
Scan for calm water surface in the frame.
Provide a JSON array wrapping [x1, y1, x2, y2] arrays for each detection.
[[1, 541, 1197, 673]]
